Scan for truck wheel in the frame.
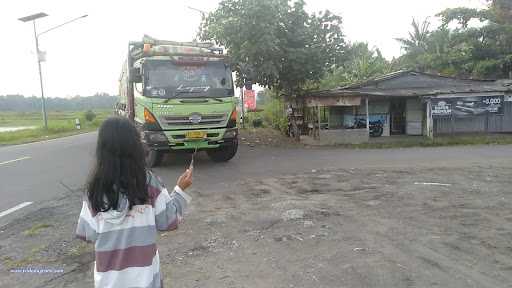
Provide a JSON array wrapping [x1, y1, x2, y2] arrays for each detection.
[[207, 139, 238, 162], [146, 150, 164, 167]]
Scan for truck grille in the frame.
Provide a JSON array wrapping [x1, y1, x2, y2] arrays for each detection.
[[161, 113, 227, 126]]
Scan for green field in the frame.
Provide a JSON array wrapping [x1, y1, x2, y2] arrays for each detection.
[[0, 110, 112, 145]]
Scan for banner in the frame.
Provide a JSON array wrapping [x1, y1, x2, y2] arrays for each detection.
[[432, 95, 504, 117], [244, 89, 256, 111]]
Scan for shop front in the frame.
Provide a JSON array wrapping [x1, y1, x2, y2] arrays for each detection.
[[302, 71, 512, 144]]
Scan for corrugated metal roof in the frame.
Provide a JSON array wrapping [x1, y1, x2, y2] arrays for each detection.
[[307, 70, 512, 98]]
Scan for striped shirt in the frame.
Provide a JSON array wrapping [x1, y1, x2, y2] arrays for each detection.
[[76, 171, 191, 288]]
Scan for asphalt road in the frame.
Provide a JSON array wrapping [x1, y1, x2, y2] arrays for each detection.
[[1, 132, 511, 221]]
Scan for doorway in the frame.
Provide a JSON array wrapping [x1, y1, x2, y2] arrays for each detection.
[[390, 99, 406, 135]]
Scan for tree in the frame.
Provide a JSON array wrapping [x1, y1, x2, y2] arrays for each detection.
[[394, 18, 435, 72], [200, 0, 345, 95], [319, 42, 392, 89], [200, 0, 345, 139], [490, 0, 512, 24], [84, 110, 97, 122], [395, 18, 431, 53], [396, 2, 512, 79], [437, 8, 482, 29]]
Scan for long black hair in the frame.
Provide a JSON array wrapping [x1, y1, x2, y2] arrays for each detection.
[[87, 117, 148, 213]]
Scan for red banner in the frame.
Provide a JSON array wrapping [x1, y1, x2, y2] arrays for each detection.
[[244, 89, 256, 111]]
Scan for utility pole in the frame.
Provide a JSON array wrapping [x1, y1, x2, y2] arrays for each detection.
[[33, 21, 48, 130], [19, 13, 48, 129], [240, 87, 245, 128], [19, 13, 88, 130]]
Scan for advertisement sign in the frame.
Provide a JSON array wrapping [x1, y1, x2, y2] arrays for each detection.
[[432, 95, 504, 117], [244, 89, 256, 111], [432, 100, 452, 116]]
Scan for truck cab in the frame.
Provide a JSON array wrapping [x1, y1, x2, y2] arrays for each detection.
[[119, 36, 238, 167]]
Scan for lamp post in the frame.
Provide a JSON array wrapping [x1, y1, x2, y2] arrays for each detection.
[[187, 6, 207, 42], [187, 6, 207, 17], [18, 13, 88, 130]]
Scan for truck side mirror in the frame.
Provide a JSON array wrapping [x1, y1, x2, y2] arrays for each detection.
[[129, 67, 142, 83]]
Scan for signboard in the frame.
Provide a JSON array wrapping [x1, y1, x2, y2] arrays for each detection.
[[243, 89, 256, 111], [432, 95, 504, 117], [505, 95, 512, 102], [432, 100, 452, 116]]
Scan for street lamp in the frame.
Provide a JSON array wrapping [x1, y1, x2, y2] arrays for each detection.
[[18, 13, 88, 130], [187, 6, 207, 17]]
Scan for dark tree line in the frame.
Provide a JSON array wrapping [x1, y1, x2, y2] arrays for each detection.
[[0, 93, 118, 112]]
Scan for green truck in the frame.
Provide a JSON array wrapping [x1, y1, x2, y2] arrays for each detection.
[[117, 35, 238, 167]]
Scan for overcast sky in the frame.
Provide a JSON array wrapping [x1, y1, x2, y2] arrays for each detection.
[[1, 0, 486, 98]]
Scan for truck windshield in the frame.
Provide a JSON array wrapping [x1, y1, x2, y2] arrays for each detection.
[[143, 60, 234, 98]]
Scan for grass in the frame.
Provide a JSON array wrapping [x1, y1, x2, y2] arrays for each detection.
[[243, 127, 512, 149], [0, 110, 111, 145], [339, 133, 512, 149], [2, 244, 47, 269], [23, 223, 53, 237], [67, 242, 91, 257]]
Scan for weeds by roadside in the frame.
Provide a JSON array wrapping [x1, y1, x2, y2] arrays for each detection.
[[345, 134, 512, 149], [240, 126, 512, 149], [23, 223, 53, 237], [2, 244, 47, 269]]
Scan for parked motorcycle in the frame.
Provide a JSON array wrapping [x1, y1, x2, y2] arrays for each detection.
[[350, 118, 384, 137]]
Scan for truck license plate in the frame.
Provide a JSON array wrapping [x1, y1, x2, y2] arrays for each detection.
[[185, 131, 206, 139]]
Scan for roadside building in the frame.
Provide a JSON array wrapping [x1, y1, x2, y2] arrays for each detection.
[[301, 70, 512, 144]]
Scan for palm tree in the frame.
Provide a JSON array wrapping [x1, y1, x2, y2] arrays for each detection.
[[395, 18, 431, 53]]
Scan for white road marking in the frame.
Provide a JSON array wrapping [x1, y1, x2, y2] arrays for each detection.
[[414, 182, 452, 186], [0, 202, 33, 218], [0, 156, 31, 166]]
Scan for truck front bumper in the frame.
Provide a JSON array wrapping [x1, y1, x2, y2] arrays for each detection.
[[142, 128, 238, 151]]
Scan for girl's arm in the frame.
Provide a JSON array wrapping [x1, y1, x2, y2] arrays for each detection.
[[76, 200, 98, 243], [150, 171, 192, 231]]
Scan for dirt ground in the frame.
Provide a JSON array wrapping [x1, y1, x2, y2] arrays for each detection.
[[149, 166, 512, 288], [239, 128, 302, 148], [1, 162, 512, 288], [1, 129, 512, 287]]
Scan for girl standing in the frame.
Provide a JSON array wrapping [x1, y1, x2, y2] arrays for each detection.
[[76, 117, 192, 288]]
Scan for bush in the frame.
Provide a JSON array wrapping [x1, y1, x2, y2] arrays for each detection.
[[261, 97, 288, 134], [252, 117, 263, 128], [92, 118, 103, 128], [84, 110, 96, 122]]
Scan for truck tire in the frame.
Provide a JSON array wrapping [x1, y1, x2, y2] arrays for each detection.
[[207, 139, 238, 162], [146, 149, 164, 168]]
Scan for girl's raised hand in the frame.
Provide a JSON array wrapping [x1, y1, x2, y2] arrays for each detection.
[[177, 168, 193, 191]]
